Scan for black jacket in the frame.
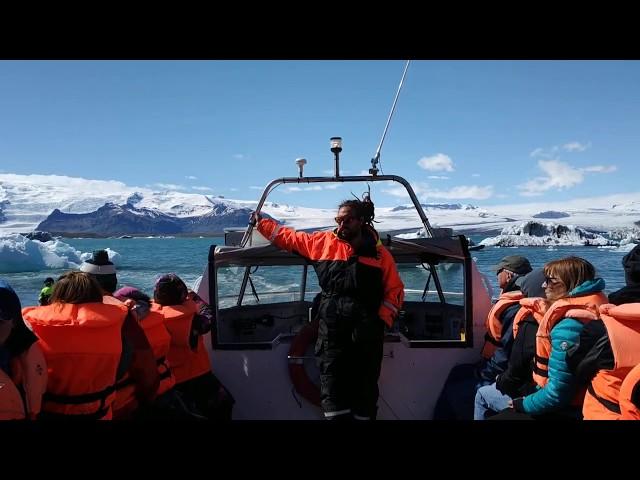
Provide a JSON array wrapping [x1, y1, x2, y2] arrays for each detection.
[[608, 284, 640, 306], [566, 319, 614, 385], [495, 312, 538, 398]]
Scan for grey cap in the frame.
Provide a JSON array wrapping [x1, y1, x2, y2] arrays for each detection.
[[492, 255, 532, 275]]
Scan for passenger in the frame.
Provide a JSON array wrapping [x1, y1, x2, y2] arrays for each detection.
[[564, 302, 640, 420], [113, 286, 202, 419], [79, 250, 159, 419], [477, 255, 533, 387], [22, 272, 128, 420], [608, 244, 640, 305], [152, 273, 234, 420], [0, 279, 48, 420], [434, 255, 532, 420], [252, 196, 404, 421], [619, 363, 640, 420], [38, 277, 55, 306], [491, 256, 608, 420], [474, 268, 546, 419]]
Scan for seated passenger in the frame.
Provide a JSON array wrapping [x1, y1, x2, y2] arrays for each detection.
[[152, 274, 234, 420], [474, 268, 546, 419], [23, 272, 128, 420], [114, 286, 203, 419], [566, 302, 640, 420], [79, 250, 159, 419], [0, 279, 48, 420], [620, 362, 640, 420]]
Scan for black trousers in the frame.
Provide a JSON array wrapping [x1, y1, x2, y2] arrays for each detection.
[[315, 296, 385, 420]]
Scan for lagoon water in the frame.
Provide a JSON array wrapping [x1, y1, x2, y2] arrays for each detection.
[[1, 235, 633, 308]]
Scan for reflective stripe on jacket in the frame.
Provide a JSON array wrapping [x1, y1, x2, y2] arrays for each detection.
[[582, 303, 640, 420], [23, 302, 127, 419]]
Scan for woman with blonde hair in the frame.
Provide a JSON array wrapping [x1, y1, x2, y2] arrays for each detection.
[[23, 271, 128, 419], [492, 256, 608, 420]]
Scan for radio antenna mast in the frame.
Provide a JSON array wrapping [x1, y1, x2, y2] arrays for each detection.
[[369, 60, 410, 176]]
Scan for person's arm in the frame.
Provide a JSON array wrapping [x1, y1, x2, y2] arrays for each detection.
[[377, 247, 404, 326], [256, 217, 320, 258], [514, 318, 583, 414], [188, 291, 214, 350], [479, 304, 518, 384]]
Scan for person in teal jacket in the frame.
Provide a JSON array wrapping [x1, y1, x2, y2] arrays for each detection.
[[491, 256, 607, 420]]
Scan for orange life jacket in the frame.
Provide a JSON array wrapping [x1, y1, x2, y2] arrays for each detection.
[[582, 303, 640, 420], [512, 297, 547, 339], [481, 291, 524, 359], [0, 368, 25, 420], [152, 300, 211, 385], [113, 309, 176, 416], [620, 362, 640, 420], [23, 302, 127, 420], [532, 292, 608, 388]]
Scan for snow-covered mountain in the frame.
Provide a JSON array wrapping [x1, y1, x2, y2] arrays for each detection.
[[2, 173, 640, 237]]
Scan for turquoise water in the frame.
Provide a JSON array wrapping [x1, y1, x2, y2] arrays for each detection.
[[1, 235, 633, 308]]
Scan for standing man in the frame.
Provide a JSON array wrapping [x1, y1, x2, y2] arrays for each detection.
[[252, 197, 404, 420]]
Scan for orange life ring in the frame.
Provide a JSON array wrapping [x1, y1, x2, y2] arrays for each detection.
[[287, 318, 321, 407]]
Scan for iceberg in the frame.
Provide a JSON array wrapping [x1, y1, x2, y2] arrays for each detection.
[[0, 233, 120, 273], [479, 221, 616, 247]]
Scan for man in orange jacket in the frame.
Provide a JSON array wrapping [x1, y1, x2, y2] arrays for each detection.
[[253, 196, 404, 420]]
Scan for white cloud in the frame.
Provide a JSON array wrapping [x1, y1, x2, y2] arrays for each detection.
[[322, 169, 351, 175], [229, 188, 238, 192], [428, 185, 494, 200], [304, 186, 323, 191], [153, 183, 185, 191], [383, 182, 493, 200], [582, 165, 617, 173], [530, 148, 545, 158], [233, 154, 245, 160], [519, 160, 584, 196], [531, 141, 591, 159], [191, 186, 213, 191], [428, 175, 449, 180], [471, 173, 481, 177], [563, 141, 591, 152], [185, 175, 198, 180], [324, 184, 341, 190], [285, 186, 302, 192], [519, 159, 618, 196], [417, 153, 454, 172], [250, 186, 264, 190]]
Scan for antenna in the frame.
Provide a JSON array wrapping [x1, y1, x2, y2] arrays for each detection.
[[369, 60, 411, 176]]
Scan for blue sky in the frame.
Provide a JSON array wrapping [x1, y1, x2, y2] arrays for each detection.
[[1, 60, 639, 209]]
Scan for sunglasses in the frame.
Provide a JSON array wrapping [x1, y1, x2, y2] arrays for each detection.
[[544, 276, 562, 285], [334, 215, 357, 225]]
